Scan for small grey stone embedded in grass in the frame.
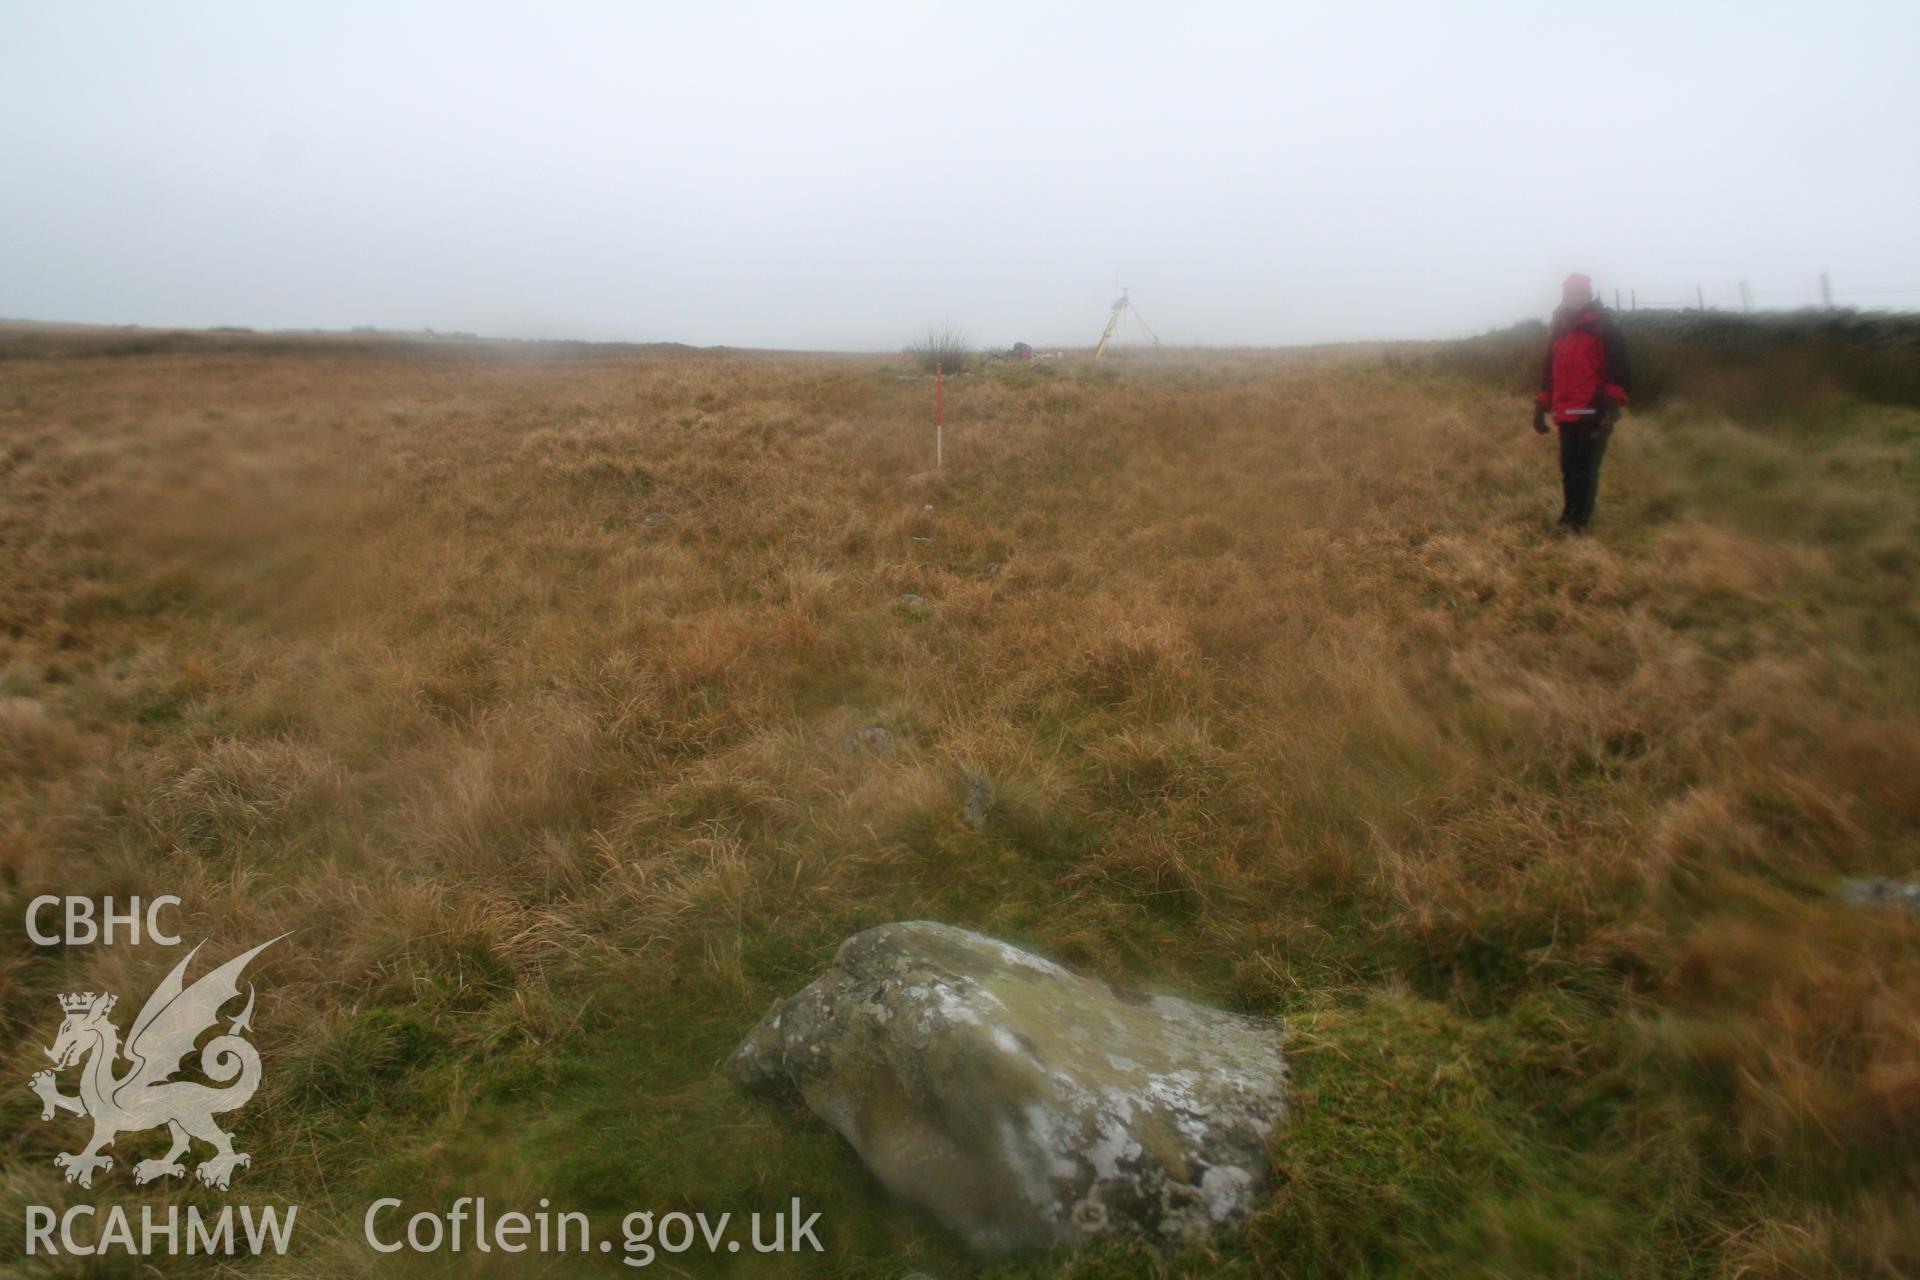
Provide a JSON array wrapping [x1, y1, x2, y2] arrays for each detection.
[[984, 562, 1002, 577], [643, 511, 670, 525], [1838, 877, 1920, 912], [845, 725, 897, 757], [912, 536, 935, 544], [894, 593, 928, 607], [961, 774, 993, 830], [725, 921, 1290, 1253]]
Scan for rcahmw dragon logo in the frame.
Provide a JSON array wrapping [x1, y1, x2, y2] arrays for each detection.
[[28, 936, 284, 1190]]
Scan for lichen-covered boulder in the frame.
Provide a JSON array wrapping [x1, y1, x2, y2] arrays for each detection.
[[725, 921, 1289, 1253]]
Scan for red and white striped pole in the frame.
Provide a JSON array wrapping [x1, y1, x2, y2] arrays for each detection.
[[934, 361, 944, 469]]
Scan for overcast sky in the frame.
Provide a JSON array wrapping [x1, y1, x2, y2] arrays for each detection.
[[4, 2, 1917, 349]]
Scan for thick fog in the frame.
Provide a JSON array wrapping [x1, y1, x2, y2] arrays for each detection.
[[4, 2, 1917, 350]]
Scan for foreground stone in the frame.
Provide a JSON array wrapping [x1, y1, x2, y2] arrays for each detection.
[[726, 921, 1289, 1253]]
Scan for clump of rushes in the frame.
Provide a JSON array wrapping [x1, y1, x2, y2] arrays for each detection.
[[905, 322, 972, 374]]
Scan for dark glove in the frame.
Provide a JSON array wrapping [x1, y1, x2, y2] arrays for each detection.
[[1532, 407, 1550, 435]]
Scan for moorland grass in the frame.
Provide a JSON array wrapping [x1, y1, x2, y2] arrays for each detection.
[[1, 336, 1917, 1276]]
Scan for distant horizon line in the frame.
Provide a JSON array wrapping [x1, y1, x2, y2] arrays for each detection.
[[4, 303, 1912, 357]]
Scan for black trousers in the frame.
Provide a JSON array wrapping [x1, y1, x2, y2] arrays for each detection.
[[1557, 417, 1613, 528]]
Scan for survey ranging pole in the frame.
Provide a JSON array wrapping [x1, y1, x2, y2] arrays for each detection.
[[934, 361, 944, 469]]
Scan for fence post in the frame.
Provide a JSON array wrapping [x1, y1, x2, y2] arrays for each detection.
[[1696, 285, 1706, 311], [1820, 272, 1833, 310], [934, 361, 944, 469]]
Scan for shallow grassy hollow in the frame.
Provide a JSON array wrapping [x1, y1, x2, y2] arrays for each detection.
[[2, 341, 1917, 1277]]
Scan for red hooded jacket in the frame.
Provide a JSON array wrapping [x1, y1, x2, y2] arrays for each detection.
[[1536, 305, 1632, 425]]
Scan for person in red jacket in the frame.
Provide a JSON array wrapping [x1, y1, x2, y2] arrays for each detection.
[[1533, 273, 1631, 533]]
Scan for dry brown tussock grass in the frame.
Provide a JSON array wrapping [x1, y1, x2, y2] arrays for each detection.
[[1, 339, 1917, 1272]]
